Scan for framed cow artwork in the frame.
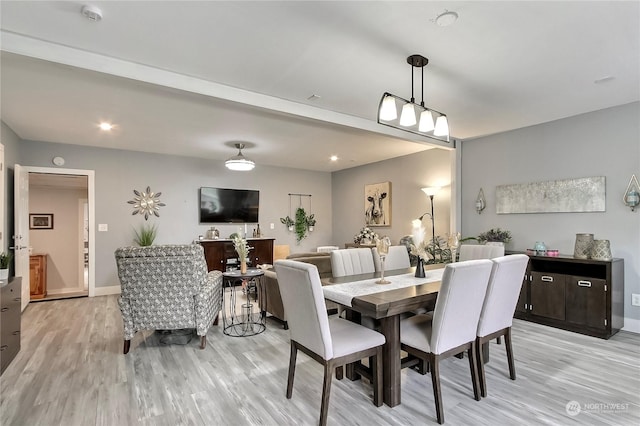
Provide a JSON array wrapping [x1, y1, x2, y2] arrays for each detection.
[[364, 181, 391, 227]]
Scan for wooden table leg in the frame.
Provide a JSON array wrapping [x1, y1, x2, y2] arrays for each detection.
[[380, 315, 401, 407]]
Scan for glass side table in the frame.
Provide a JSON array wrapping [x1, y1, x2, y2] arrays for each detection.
[[221, 268, 266, 337]]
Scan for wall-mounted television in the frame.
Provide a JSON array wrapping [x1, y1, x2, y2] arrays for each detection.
[[199, 187, 259, 223]]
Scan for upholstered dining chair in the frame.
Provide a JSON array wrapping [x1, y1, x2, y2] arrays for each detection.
[[115, 244, 223, 354], [458, 244, 505, 261], [400, 259, 493, 424], [330, 248, 376, 277], [476, 254, 529, 397], [372, 245, 410, 272], [273, 260, 385, 426]]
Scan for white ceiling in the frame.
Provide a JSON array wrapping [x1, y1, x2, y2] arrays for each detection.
[[1, 1, 638, 172]]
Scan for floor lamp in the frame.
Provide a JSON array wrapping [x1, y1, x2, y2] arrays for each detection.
[[420, 187, 440, 262]]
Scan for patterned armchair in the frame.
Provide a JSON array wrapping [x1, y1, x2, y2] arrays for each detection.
[[115, 244, 223, 354]]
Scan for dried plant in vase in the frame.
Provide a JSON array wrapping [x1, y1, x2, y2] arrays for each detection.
[[232, 234, 251, 273]]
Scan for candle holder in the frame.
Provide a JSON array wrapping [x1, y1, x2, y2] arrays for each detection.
[[376, 236, 391, 284]]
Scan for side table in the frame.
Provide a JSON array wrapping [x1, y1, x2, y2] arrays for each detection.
[[222, 269, 266, 337]]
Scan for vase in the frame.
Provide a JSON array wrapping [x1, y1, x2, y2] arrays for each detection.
[[415, 258, 425, 278], [574, 233, 594, 259], [590, 240, 612, 261], [362, 238, 371, 245], [0, 269, 8, 280], [240, 260, 247, 274]]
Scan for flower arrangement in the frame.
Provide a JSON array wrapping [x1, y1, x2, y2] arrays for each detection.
[[231, 234, 250, 261], [354, 227, 378, 243], [477, 228, 512, 244]]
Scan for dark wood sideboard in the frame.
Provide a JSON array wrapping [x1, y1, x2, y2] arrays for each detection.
[[514, 254, 624, 339], [1, 277, 22, 375], [199, 238, 274, 272]]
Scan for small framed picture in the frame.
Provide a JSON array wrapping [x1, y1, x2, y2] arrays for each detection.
[[29, 214, 54, 230]]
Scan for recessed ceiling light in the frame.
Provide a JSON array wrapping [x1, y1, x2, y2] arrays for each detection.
[[99, 122, 113, 131], [435, 11, 458, 27], [330, 155, 338, 162], [81, 5, 103, 21]]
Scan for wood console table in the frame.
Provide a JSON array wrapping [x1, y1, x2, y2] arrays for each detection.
[[514, 254, 624, 339], [199, 238, 274, 272]]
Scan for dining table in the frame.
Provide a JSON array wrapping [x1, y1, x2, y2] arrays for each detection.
[[322, 264, 445, 408]]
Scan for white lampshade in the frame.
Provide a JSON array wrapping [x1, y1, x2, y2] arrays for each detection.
[[399, 103, 417, 127], [225, 157, 255, 171], [434, 115, 449, 137], [379, 95, 398, 121], [421, 187, 440, 197], [418, 110, 435, 132]]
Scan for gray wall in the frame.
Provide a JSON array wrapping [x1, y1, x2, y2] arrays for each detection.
[[460, 102, 640, 331], [332, 148, 453, 247], [18, 140, 333, 289]]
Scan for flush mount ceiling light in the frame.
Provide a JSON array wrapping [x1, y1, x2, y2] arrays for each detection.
[[435, 10, 458, 27], [99, 122, 113, 131], [378, 55, 450, 143], [225, 143, 255, 171], [81, 5, 103, 21]]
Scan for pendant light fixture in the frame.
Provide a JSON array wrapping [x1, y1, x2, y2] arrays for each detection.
[[378, 54, 450, 143], [225, 143, 255, 171]]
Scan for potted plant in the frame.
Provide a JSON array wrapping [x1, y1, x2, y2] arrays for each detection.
[[306, 214, 316, 232], [294, 207, 308, 243], [0, 251, 13, 280], [280, 216, 295, 231], [477, 228, 512, 246], [354, 227, 378, 244], [133, 223, 158, 246]]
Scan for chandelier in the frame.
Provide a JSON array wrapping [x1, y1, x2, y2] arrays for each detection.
[[377, 55, 450, 142]]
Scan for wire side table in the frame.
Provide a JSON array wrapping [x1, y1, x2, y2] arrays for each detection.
[[222, 269, 266, 337]]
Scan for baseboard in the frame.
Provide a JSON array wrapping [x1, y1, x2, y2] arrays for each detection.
[[621, 317, 640, 334], [47, 288, 87, 295], [94, 285, 121, 296]]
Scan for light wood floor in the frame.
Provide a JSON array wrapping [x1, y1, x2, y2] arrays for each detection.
[[1, 295, 639, 425]]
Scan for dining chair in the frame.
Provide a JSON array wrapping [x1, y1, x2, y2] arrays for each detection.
[[372, 245, 410, 272], [330, 248, 376, 277], [476, 254, 529, 397], [458, 244, 505, 261], [273, 260, 385, 426], [457, 244, 506, 344], [400, 259, 493, 424]]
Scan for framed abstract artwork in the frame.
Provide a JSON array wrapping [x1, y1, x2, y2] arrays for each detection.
[[364, 181, 391, 227]]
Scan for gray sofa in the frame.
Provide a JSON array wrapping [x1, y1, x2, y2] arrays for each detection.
[[264, 252, 336, 329]]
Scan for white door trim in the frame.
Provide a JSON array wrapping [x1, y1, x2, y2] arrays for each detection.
[[21, 166, 96, 297]]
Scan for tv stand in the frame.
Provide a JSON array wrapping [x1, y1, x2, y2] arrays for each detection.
[[199, 238, 274, 272]]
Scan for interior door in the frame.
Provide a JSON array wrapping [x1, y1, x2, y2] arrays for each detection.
[[13, 164, 30, 311]]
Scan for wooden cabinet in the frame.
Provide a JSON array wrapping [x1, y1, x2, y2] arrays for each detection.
[[530, 272, 565, 321], [199, 239, 274, 272], [1, 278, 22, 375], [29, 254, 47, 299], [515, 254, 623, 339]]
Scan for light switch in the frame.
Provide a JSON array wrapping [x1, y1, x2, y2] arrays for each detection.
[[270, 223, 275, 230], [98, 224, 108, 232]]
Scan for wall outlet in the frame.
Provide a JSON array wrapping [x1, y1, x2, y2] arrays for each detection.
[[270, 223, 274, 230], [98, 224, 108, 232], [632, 294, 640, 307]]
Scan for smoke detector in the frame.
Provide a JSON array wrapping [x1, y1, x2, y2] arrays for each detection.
[[81, 5, 103, 21]]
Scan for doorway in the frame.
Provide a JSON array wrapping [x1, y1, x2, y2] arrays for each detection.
[[14, 166, 96, 309]]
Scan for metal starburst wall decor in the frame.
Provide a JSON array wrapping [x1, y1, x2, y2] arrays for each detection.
[[128, 186, 166, 220]]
